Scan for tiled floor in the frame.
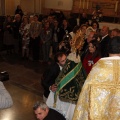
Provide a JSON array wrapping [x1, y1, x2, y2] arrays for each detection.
[[0, 53, 47, 120]]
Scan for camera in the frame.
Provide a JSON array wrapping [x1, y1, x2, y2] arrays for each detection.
[[0, 71, 9, 82]]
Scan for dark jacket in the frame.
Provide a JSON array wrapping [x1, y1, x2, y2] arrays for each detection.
[[44, 108, 66, 120], [59, 26, 72, 42], [41, 62, 60, 98], [100, 35, 110, 57]]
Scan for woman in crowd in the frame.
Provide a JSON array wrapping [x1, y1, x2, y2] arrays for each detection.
[[12, 14, 22, 54], [91, 20, 100, 34], [29, 15, 42, 61], [3, 15, 14, 54], [40, 21, 52, 63], [29, 15, 34, 24], [80, 12, 89, 26], [83, 40, 101, 75], [80, 24, 87, 39], [59, 18, 72, 42], [15, 5, 23, 17], [69, 25, 80, 39], [19, 16, 30, 59], [52, 19, 61, 54]]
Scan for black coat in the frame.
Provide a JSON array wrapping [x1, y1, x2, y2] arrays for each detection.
[[44, 108, 66, 120], [41, 62, 60, 98], [100, 35, 110, 57], [59, 26, 72, 42]]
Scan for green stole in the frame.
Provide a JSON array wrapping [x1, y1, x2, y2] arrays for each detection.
[[54, 59, 85, 107]]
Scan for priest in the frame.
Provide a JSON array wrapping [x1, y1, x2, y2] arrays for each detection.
[[72, 36, 120, 120]]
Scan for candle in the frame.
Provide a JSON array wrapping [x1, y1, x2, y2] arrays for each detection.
[[83, 0, 85, 9], [79, 0, 81, 8], [115, 1, 118, 12], [87, 0, 89, 9]]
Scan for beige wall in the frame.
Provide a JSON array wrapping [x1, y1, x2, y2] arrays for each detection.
[[20, 0, 35, 14], [34, 0, 42, 14], [15, 0, 20, 7], [4, 0, 120, 17], [45, 0, 73, 10], [4, 0, 42, 15], [4, 0, 72, 16], [5, 0, 15, 15], [21, 0, 42, 14], [43, 0, 73, 17], [5, 0, 20, 15], [20, 0, 42, 14], [72, 0, 120, 17], [4, 0, 71, 16], [20, 0, 72, 15]]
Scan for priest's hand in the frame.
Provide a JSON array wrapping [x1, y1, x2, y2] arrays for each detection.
[[50, 84, 57, 92]]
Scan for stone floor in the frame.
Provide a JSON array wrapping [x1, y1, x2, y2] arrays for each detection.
[[0, 53, 47, 120]]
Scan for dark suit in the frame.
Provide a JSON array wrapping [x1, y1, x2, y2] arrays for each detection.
[[44, 108, 66, 120], [41, 62, 60, 98], [100, 35, 110, 57], [59, 26, 72, 42]]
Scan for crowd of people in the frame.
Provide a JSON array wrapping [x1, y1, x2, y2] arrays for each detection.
[[1, 8, 120, 63], [1, 6, 120, 120], [39, 10, 120, 120]]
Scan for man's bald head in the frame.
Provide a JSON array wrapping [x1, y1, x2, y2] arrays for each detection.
[[101, 26, 109, 37]]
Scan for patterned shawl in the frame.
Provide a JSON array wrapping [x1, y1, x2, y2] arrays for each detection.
[[54, 59, 86, 107]]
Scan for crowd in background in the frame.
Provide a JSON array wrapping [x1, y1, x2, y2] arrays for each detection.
[[1, 8, 120, 75], [1, 6, 120, 120]]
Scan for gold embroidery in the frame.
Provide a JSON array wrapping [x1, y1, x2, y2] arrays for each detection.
[[72, 59, 120, 120]]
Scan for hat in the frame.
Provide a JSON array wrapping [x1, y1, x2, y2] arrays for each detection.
[[108, 36, 120, 54]]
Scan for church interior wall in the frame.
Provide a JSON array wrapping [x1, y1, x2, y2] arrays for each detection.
[[1, 0, 120, 23]]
